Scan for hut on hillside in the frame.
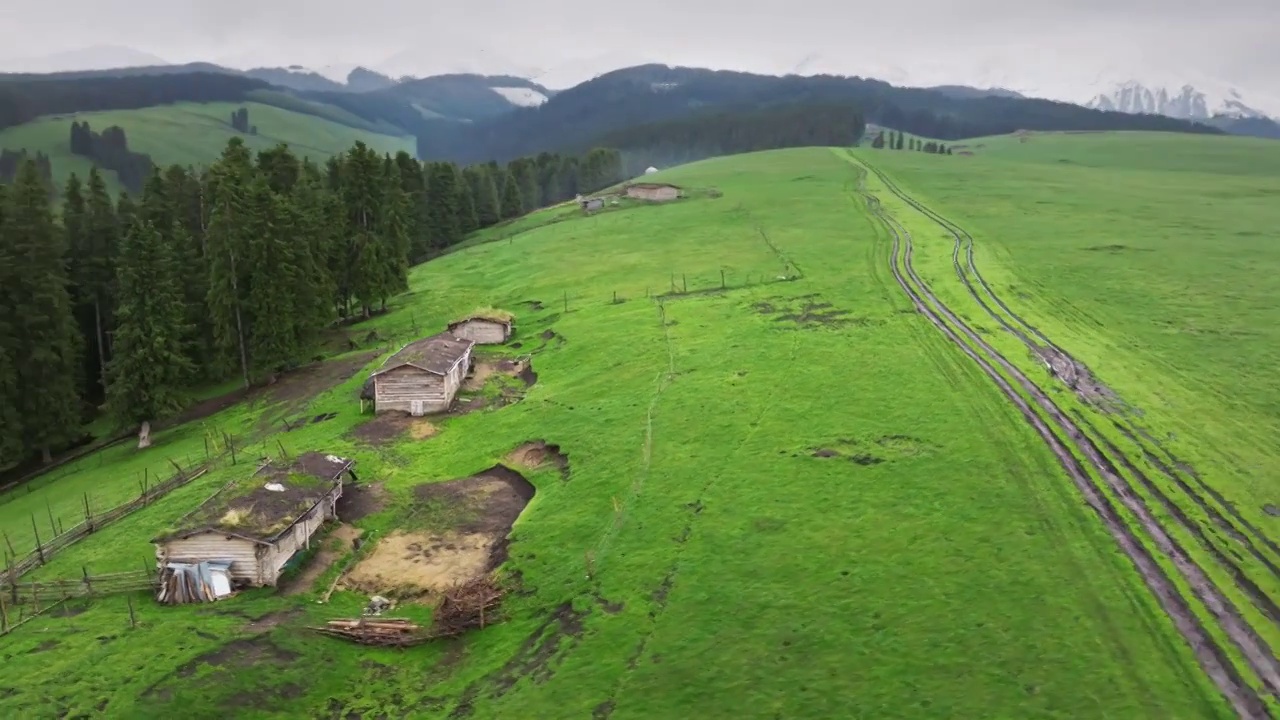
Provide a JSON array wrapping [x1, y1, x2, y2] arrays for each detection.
[[447, 312, 514, 345], [644, 166, 659, 175], [370, 333, 475, 415], [624, 182, 680, 202], [153, 452, 356, 598]]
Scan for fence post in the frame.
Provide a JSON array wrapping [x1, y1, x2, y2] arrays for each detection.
[[83, 566, 93, 598], [127, 594, 137, 629], [30, 515, 44, 565], [721, 270, 726, 289], [0, 593, 7, 634], [563, 291, 568, 313], [45, 500, 57, 538], [682, 274, 688, 293]]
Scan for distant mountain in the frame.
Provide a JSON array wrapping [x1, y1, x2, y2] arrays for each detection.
[[1086, 80, 1275, 121], [926, 85, 1025, 101], [0, 45, 168, 74], [242, 66, 347, 93], [413, 64, 1220, 164], [345, 67, 399, 93]]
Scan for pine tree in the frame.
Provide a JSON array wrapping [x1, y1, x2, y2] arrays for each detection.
[[163, 165, 214, 378], [465, 165, 501, 228], [455, 165, 478, 236], [62, 174, 97, 401], [290, 175, 339, 342], [81, 169, 119, 391], [498, 167, 523, 219], [206, 139, 256, 386], [340, 143, 386, 317], [0, 182, 23, 465], [106, 218, 193, 447], [245, 176, 299, 378], [424, 161, 462, 251], [1, 161, 84, 462], [393, 152, 429, 261], [378, 163, 411, 298]]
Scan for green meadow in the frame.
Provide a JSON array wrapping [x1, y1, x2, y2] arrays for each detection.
[[0, 145, 1241, 718], [0, 101, 414, 195]]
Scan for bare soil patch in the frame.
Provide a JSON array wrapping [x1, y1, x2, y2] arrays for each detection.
[[256, 351, 380, 431], [505, 440, 570, 479], [751, 295, 872, 329], [279, 524, 364, 596], [464, 357, 537, 392], [342, 465, 534, 600], [350, 411, 439, 446], [809, 435, 935, 465], [337, 482, 387, 522], [242, 608, 303, 633], [1033, 347, 1122, 410]]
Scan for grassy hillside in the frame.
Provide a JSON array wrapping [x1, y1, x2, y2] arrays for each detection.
[[0, 101, 414, 194], [0, 145, 1244, 718]]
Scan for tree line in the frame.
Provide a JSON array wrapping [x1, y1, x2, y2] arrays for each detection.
[[871, 130, 952, 154], [592, 103, 866, 174], [69, 122, 155, 193], [0, 139, 623, 467]]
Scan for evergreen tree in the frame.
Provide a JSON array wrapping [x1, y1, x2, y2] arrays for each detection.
[[257, 143, 301, 194], [465, 165, 501, 228], [456, 164, 479, 236], [62, 174, 97, 401], [162, 165, 214, 378], [81, 169, 119, 392], [290, 175, 340, 340], [106, 218, 193, 447], [0, 182, 23, 465], [896, 132, 905, 150], [393, 151, 429, 261], [498, 167, 523, 219], [424, 161, 462, 251], [1, 161, 83, 462], [206, 139, 256, 386], [378, 162, 411, 298], [244, 177, 299, 377], [340, 143, 386, 317]]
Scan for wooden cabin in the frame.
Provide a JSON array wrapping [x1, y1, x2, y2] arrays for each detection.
[[152, 453, 356, 590], [624, 183, 679, 202], [447, 315, 513, 345], [371, 333, 475, 415]]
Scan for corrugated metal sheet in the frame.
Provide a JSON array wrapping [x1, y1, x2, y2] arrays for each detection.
[[158, 534, 261, 583]]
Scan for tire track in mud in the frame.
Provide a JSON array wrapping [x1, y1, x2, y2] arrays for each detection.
[[851, 164, 1273, 719], [861, 159, 1280, 583], [860, 159, 1280, 627]]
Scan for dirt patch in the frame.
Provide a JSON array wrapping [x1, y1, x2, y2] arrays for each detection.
[[342, 465, 534, 600], [751, 295, 871, 329], [809, 436, 935, 465], [521, 300, 545, 311], [279, 524, 364, 596], [1033, 347, 1122, 409], [465, 357, 537, 392], [336, 482, 386, 523], [255, 351, 380, 432], [350, 411, 439, 446], [243, 608, 303, 633], [179, 636, 298, 677], [504, 440, 570, 479], [27, 639, 60, 654], [1265, 505, 1280, 517]]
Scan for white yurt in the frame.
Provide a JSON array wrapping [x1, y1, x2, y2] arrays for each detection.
[[644, 166, 659, 175]]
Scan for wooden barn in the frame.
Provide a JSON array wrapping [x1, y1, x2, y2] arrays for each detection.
[[624, 183, 680, 202], [371, 333, 475, 415], [447, 313, 514, 345], [153, 452, 356, 591]]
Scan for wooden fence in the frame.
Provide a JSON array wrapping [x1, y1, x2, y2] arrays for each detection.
[[1, 464, 209, 589], [0, 568, 154, 635]]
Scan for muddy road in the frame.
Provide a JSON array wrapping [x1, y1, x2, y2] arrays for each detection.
[[852, 161, 1274, 719]]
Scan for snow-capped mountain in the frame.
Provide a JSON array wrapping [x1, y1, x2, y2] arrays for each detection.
[[1086, 80, 1276, 120]]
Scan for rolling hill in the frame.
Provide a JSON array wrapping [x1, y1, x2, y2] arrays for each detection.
[[0, 101, 413, 194], [1, 131, 1278, 717]]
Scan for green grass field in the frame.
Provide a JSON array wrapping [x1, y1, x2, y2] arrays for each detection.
[[1, 140, 1263, 718], [0, 101, 414, 195]]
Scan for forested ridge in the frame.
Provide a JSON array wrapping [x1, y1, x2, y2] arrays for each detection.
[[0, 139, 623, 469]]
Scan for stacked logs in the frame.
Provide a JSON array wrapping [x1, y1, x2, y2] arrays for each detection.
[[310, 575, 505, 646], [311, 618, 426, 647]]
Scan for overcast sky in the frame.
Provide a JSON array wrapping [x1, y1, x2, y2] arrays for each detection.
[[0, 1, 1276, 99]]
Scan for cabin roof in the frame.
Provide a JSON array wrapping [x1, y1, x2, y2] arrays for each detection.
[[372, 333, 474, 377], [626, 182, 680, 190], [154, 452, 353, 545]]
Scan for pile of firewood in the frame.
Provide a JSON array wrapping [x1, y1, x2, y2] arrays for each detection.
[[309, 618, 427, 646], [311, 575, 505, 647], [432, 575, 504, 637]]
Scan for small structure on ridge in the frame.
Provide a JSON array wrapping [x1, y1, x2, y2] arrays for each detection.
[[624, 182, 680, 202]]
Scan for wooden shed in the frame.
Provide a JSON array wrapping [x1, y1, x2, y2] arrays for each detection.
[[447, 314, 513, 345], [371, 333, 475, 415], [153, 452, 356, 590], [625, 183, 680, 202]]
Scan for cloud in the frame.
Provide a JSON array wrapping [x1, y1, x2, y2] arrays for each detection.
[[1, 0, 1275, 97]]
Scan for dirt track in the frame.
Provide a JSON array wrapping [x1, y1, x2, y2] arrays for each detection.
[[852, 159, 1274, 719]]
